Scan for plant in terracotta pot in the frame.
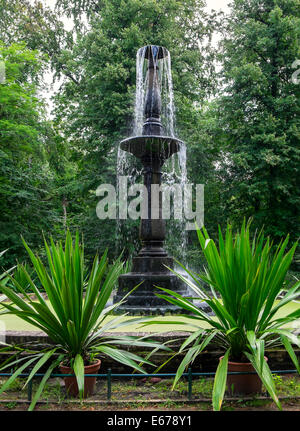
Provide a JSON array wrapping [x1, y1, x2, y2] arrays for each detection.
[[144, 220, 300, 410], [0, 232, 169, 410]]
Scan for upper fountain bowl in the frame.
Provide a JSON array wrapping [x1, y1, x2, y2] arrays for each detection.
[[120, 135, 183, 161]]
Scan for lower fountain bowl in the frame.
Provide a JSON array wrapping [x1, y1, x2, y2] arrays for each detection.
[[120, 135, 183, 160]]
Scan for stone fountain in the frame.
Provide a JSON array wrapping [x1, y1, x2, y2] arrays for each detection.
[[114, 45, 188, 314]]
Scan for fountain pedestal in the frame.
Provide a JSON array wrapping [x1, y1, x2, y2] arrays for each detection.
[[114, 45, 188, 314]]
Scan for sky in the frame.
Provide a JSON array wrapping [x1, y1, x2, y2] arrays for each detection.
[[205, 0, 230, 11]]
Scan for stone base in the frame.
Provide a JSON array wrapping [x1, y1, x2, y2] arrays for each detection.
[[114, 272, 188, 315]]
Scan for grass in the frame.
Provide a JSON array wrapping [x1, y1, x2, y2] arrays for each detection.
[[272, 374, 300, 397], [1, 300, 299, 333], [0, 374, 299, 404], [0, 374, 299, 411], [0, 308, 201, 332]]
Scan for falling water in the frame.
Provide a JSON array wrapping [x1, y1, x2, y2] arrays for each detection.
[[133, 46, 176, 137], [133, 46, 147, 136], [161, 49, 176, 137], [162, 141, 188, 265], [116, 145, 143, 260], [117, 46, 188, 264]]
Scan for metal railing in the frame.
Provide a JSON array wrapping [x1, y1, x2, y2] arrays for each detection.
[[0, 368, 298, 403]]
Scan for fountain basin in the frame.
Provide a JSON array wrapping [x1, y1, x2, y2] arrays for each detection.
[[120, 135, 183, 160]]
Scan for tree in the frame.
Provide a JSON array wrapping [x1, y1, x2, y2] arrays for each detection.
[[52, 0, 218, 259], [0, 1, 221, 267], [0, 42, 62, 267], [0, 0, 74, 77], [217, 0, 300, 241]]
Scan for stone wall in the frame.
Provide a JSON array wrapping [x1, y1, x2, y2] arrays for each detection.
[[1, 331, 299, 374]]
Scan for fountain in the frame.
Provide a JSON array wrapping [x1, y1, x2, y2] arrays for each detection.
[[114, 45, 188, 314]]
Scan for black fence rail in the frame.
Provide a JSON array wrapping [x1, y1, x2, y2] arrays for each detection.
[[0, 368, 298, 402]]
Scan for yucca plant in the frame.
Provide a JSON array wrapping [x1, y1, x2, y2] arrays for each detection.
[[144, 220, 300, 410], [7, 262, 35, 293], [0, 232, 169, 410]]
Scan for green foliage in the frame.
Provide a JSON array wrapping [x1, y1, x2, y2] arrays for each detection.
[[273, 374, 300, 397], [54, 0, 217, 159], [0, 41, 66, 268], [0, 232, 169, 409], [215, 0, 300, 241], [51, 0, 218, 260], [145, 220, 300, 410], [0, 0, 299, 283], [0, 41, 44, 151], [0, 0, 73, 73], [0, 250, 14, 311], [7, 262, 34, 293], [0, 0, 217, 273]]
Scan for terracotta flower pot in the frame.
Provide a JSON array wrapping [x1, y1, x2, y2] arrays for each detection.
[[220, 356, 268, 395], [59, 359, 101, 397]]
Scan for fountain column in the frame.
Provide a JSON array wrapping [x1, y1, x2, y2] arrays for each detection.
[[114, 45, 188, 314], [139, 45, 167, 260]]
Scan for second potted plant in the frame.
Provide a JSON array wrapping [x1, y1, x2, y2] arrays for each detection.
[[144, 220, 300, 410]]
